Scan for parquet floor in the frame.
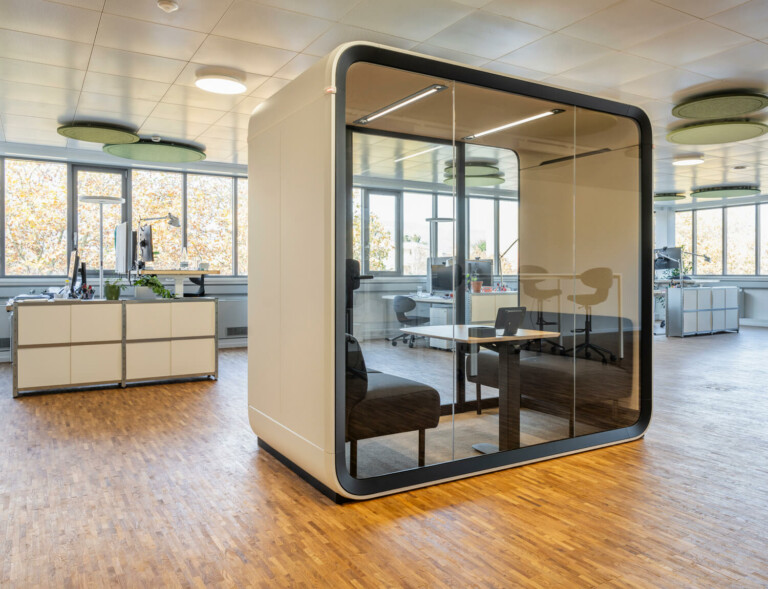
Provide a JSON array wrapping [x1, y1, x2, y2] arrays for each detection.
[[1, 330, 767, 588]]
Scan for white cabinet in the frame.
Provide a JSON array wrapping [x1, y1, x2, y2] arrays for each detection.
[[13, 299, 217, 396], [666, 286, 739, 337], [467, 292, 518, 323], [71, 344, 122, 384]]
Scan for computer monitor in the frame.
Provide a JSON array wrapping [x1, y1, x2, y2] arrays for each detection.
[[654, 247, 681, 270], [67, 250, 79, 295], [495, 306, 526, 335], [430, 264, 454, 293], [139, 224, 154, 264], [466, 259, 493, 286]]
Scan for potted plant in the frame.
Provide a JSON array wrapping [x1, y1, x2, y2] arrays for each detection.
[[104, 278, 126, 301], [470, 272, 482, 293], [134, 275, 174, 299]]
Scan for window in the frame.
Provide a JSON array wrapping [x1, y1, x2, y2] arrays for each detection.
[[237, 178, 248, 275], [499, 200, 518, 276], [436, 194, 454, 258], [469, 197, 495, 263], [402, 192, 431, 275], [4, 159, 68, 275], [726, 206, 755, 275], [352, 187, 362, 264], [187, 174, 234, 275], [675, 211, 693, 273], [366, 192, 397, 272], [132, 170, 183, 270], [761, 204, 768, 275], [695, 208, 722, 275], [76, 169, 124, 273]]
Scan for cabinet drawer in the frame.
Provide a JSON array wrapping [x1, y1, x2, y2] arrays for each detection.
[[711, 288, 726, 308], [469, 296, 495, 323], [71, 343, 122, 384], [171, 338, 215, 376], [683, 312, 697, 334], [17, 347, 70, 389], [682, 290, 698, 311], [171, 301, 215, 338], [71, 304, 122, 343], [125, 303, 171, 340], [697, 289, 711, 309], [697, 311, 712, 332], [17, 305, 70, 345], [712, 310, 725, 331], [125, 341, 170, 380], [725, 288, 738, 308], [726, 309, 739, 330]]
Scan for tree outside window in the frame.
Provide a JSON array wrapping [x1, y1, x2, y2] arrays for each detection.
[[132, 170, 183, 270], [187, 174, 233, 274], [237, 178, 248, 275]]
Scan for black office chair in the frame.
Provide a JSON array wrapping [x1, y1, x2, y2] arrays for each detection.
[[563, 267, 617, 363], [387, 295, 429, 348]]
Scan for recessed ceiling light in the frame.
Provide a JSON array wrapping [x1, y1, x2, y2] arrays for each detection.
[[463, 109, 564, 141], [672, 92, 768, 119], [57, 122, 139, 144], [667, 120, 768, 144], [104, 140, 205, 163], [157, 0, 179, 13], [691, 184, 760, 199], [672, 155, 704, 166], [654, 192, 686, 201], [195, 67, 247, 95], [353, 84, 448, 125]]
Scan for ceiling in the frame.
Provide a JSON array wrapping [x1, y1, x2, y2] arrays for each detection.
[[1, 0, 768, 190]]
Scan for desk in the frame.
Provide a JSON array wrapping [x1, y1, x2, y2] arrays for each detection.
[[381, 293, 454, 304], [139, 269, 220, 297], [401, 324, 559, 453]]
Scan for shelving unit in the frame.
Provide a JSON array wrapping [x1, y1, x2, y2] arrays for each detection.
[[666, 286, 739, 337]]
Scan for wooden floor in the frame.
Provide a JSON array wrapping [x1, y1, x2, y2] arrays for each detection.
[[2, 330, 767, 588]]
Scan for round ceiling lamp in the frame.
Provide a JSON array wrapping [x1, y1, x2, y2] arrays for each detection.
[[672, 92, 768, 119], [57, 122, 139, 144], [691, 184, 760, 199], [195, 67, 247, 95], [667, 120, 768, 145], [654, 192, 686, 201], [157, 0, 179, 13], [672, 155, 704, 166], [103, 140, 205, 163], [443, 158, 505, 187]]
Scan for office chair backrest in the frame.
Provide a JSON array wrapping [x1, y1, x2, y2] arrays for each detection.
[[345, 334, 368, 409], [393, 295, 417, 323], [519, 264, 548, 296], [580, 267, 613, 300]]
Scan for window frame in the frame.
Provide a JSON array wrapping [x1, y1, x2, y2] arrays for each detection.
[[0, 155, 249, 278]]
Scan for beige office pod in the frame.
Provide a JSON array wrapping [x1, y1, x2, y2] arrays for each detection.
[[248, 43, 652, 501]]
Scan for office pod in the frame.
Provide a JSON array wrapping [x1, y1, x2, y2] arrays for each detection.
[[248, 43, 652, 501]]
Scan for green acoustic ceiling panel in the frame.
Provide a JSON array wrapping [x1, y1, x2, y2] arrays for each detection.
[[672, 93, 768, 119], [654, 192, 686, 201], [103, 140, 206, 163], [667, 120, 768, 145], [57, 123, 139, 144], [691, 185, 760, 199]]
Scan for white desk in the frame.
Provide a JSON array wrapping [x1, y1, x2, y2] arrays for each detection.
[[382, 293, 454, 304], [139, 269, 220, 297], [402, 325, 559, 453]]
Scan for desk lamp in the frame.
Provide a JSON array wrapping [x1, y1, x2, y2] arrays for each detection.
[[78, 195, 125, 299]]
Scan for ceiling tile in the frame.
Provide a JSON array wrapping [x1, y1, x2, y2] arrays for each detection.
[[0, 0, 101, 44], [637, 100, 676, 123], [303, 24, 418, 56], [233, 96, 266, 114], [561, 0, 696, 51], [212, 0, 332, 52], [274, 54, 321, 80], [2, 116, 67, 146], [2, 114, 62, 132], [621, 69, 714, 101], [251, 0, 361, 20], [89, 46, 187, 83], [197, 125, 248, 142], [0, 29, 92, 69], [0, 99, 77, 120], [139, 117, 211, 141], [250, 78, 291, 99], [426, 11, 548, 60], [682, 41, 768, 79], [626, 21, 751, 66], [65, 108, 147, 128], [483, 0, 620, 31], [452, 0, 494, 6], [558, 52, 669, 87], [66, 137, 105, 150], [192, 36, 296, 77], [49, 0, 105, 8], [95, 14, 207, 61], [341, 0, 473, 42], [0, 58, 85, 91], [77, 92, 157, 117], [0, 81, 79, 107], [175, 62, 268, 93], [483, 61, 552, 81], [82, 71, 171, 102], [0, 125, 5, 143], [411, 44, 490, 67], [214, 111, 252, 129], [709, 0, 768, 39], [149, 102, 227, 125], [543, 74, 607, 94], [163, 84, 246, 110], [654, 0, 749, 18], [498, 33, 612, 75], [104, 0, 233, 33]]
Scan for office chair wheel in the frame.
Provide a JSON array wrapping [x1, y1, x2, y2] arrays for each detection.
[[610, 354, 617, 362], [392, 341, 397, 347], [408, 341, 414, 348], [585, 351, 591, 359], [602, 358, 608, 365], [550, 347, 557, 354]]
